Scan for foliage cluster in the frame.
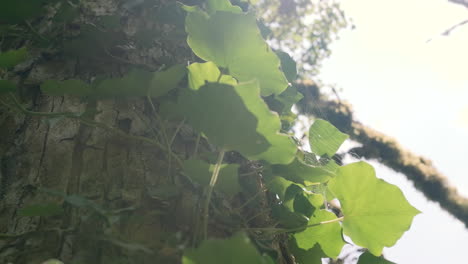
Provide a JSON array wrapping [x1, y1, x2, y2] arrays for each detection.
[[0, 0, 418, 263]]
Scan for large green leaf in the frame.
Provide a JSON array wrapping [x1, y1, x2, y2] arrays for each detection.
[[183, 159, 241, 197], [41, 79, 93, 96], [183, 232, 274, 264], [328, 162, 420, 256], [0, 0, 47, 23], [272, 157, 333, 184], [206, 0, 242, 14], [309, 119, 348, 157], [294, 209, 345, 258], [95, 65, 186, 98], [187, 62, 237, 90], [184, 9, 289, 96], [357, 252, 396, 264], [41, 65, 186, 98], [276, 51, 297, 83], [179, 80, 296, 164], [0, 47, 28, 69], [289, 240, 326, 264], [0, 80, 17, 94]]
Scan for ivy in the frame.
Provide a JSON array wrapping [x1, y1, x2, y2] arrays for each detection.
[[183, 6, 289, 96], [329, 162, 420, 255], [0, 0, 420, 263]]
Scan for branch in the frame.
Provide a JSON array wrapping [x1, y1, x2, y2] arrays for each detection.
[[449, 0, 468, 8], [295, 80, 468, 228]]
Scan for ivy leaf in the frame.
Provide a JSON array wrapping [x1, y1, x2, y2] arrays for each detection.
[[206, 0, 243, 14], [95, 65, 186, 98], [276, 51, 297, 83], [183, 232, 274, 264], [272, 157, 333, 185], [41, 79, 93, 96], [179, 81, 296, 164], [328, 162, 420, 256], [271, 86, 303, 115], [0, 80, 17, 94], [183, 159, 241, 197], [294, 209, 345, 258], [187, 62, 237, 90], [309, 119, 348, 157], [0, 47, 28, 69], [0, 0, 47, 23], [357, 252, 396, 264], [289, 240, 326, 264], [41, 65, 185, 98], [184, 9, 289, 96], [18, 203, 63, 217]]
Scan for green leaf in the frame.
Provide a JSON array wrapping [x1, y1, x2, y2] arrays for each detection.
[[183, 232, 274, 264], [309, 119, 348, 157], [179, 80, 296, 164], [18, 203, 63, 217], [289, 240, 326, 264], [0, 47, 28, 69], [183, 159, 241, 197], [187, 62, 237, 90], [41, 65, 186, 98], [0, 0, 46, 23], [276, 51, 297, 83], [271, 204, 308, 229], [206, 0, 243, 14], [293, 193, 315, 218], [148, 64, 187, 97], [357, 252, 396, 264], [184, 9, 289, 96], [272, 86, 303, 115], [95, 65, 186, 98], [0, 80, 17, 94], [272, 157, 333, 185], [41, 79, 93, 96], [328, 162, 420, 256], [294, 209, 345, 258]]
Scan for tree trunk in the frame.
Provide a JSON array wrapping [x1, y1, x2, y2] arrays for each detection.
[[0, 1, 230, 263]]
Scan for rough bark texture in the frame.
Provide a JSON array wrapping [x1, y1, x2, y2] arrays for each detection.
[[296, 80, 468, 228]]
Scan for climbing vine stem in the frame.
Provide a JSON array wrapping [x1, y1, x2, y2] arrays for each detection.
[[201, 149, 226, 240]]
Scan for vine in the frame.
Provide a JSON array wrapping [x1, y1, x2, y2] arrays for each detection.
[[0, 0, 419, 263]]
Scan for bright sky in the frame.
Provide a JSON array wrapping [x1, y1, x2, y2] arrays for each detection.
[[317, 0, 468, 263]]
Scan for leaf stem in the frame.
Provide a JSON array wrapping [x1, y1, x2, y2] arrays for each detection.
[[242, 216, 344, 234], [201, 149, 226, 240]]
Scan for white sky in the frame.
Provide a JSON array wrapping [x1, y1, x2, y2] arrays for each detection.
[[317, 0, 468, 263]]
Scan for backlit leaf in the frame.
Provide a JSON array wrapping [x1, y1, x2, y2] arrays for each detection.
[[183, 232, 274, 264], [294, 209, 345, 258], [328, 162, 420, 256], [185, 9, 289, 96], [272, 157, 333, 184], [309, 119, 348, 157], [179, 80, 296, 164], [187, 62, 236, 91], [206, 0, 242, 14]]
